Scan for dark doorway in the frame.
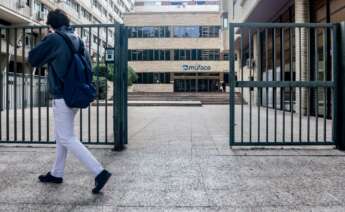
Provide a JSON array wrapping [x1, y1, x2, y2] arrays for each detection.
[[174, 79, 219, 92]]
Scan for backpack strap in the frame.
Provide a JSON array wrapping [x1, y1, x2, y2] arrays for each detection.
[[55, 31, 83, 53], [56, 31, 91, 82]]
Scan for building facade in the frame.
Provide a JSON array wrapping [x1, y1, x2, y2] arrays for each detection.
[[125, 1, 229, 92], [0, 0, 134, 109], [125, 11, 228, 92], [0, 0, 134, 26], [227, 0, 345, 117], [0, 0, 134, 75], [134, 0, 219, 13]]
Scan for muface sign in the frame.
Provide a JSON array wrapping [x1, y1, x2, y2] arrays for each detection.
[[182, 64, 211, 71]]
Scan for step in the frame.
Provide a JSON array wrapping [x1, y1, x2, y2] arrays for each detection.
[[93, 101, 202, 107], [111, 92, 247, 105], [128, 101, 202, 107]]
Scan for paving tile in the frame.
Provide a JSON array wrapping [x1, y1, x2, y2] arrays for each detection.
[[0, 106, 344, 211]]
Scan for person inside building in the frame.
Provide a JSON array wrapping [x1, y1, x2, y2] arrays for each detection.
[[28, 9, 112, 194]]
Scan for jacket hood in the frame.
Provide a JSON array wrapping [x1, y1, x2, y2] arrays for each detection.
[[55, 25, 80, 51]]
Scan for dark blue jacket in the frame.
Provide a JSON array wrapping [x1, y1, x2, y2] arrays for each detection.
[[28, 25, 91, 99]]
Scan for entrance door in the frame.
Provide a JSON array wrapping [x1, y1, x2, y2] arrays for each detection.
[[174, 79, 184, 92], [197, 79, 219, 92], [174, 73, 220, 92]]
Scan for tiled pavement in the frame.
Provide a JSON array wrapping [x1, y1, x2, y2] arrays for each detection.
[[0, 105, 344, 212]]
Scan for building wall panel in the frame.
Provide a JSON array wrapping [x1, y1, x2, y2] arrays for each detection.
[[129, 61, 229, 73], [128, 38, 221, 49], [124, 12, 220, 26]]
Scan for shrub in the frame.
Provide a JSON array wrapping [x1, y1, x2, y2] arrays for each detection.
[[128, 66, 138, 86], [92, 76, 108, 100], [93, 64, 137, 86]]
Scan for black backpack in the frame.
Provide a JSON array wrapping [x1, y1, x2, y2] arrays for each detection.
[[56, 31, 96, 108]]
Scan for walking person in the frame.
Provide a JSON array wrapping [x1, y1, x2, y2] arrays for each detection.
[[28, 9, 111, 194]]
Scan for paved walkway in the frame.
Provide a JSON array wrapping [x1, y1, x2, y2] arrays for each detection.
[[0, 105, 344, 211]]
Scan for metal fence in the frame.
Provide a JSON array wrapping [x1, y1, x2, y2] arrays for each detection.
[[0, 23, 128, 150], [1, 72, 49, 110], [229, 23, 336, 146]]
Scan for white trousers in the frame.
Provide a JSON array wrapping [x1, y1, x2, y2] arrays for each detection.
[[51, 99, 103, 178]]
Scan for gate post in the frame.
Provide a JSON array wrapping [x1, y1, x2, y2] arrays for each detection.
[[113, 23, 127, 151], [335, 22, 345, 150], [229, 23, 235, 147], [123, 26, 128, 145]]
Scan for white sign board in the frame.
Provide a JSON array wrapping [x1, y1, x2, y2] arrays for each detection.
[[182, 64, 212, 72], [105, 48, 115, 62]]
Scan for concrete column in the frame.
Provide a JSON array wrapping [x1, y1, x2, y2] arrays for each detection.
[[220, 72, 224, 83], [0, 56, 7, 73], [295, 0, 310, 115], [234, 48, 244, 97], [170, 72, 174, 83], [253, 32, 262, 106]]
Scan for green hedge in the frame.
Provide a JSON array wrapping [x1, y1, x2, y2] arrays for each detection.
[[92, 64, 137, 85], [92, 64, 138, 99], [92, 76, 107, 100], [128, 66, 138, 86]]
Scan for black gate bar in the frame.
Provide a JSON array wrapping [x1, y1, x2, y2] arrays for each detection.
[[229, 22, 337, 147], [0, 23, 128, 148]]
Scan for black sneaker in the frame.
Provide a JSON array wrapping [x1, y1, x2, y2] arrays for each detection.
[[92, 170, 112, 194], [38, 172, 63, 184]]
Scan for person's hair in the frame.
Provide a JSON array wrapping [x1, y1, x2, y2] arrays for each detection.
[[46, 9, 70, 29]]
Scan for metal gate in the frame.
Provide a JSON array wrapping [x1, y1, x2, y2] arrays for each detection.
[[0, 23, 128, 150], [229, 23, 336, 146]]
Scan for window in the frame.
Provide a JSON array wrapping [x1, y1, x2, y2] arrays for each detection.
[[129, 50, 171, 61], [135, 73, 170, 84], [128, 26, 171, 38], [199, 26, 220, 37], [165, 50, 170, 60], [223, 13, 229, 29], [143, 50, 148, 60], [223, 52, 229, 60], [137, 28, 143, 37], [159, 50, 166, 60], [129, 49, 220, 61], [173, 26, 200, 38], [128, 26, 221, 38], [154, 50, 159, 60], [192, 49, 198, 60], [149, 50, 154, 60], [186, 50, 191, 60], [129, 27, 137, 38], [179, 50, 186, 60], [142, 27, 155, 38], [93, 35, 98, 44], [174, 49, 220, 60], [171, 1, 183, 5], [201, 49, 215, 60]]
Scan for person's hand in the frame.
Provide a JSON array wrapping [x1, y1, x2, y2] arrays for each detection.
[[43, 28, 54, 37]]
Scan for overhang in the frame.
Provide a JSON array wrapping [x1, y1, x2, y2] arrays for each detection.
[[243, 0, 292, 23], [0, 5, 36, 25]]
